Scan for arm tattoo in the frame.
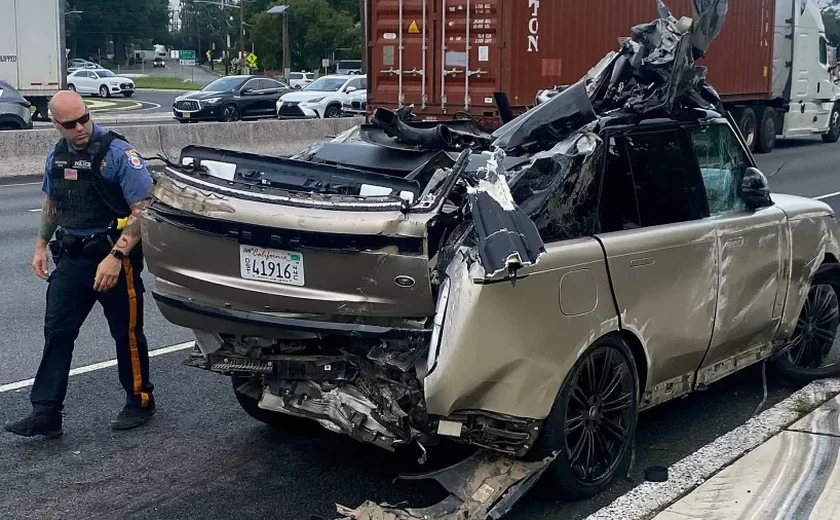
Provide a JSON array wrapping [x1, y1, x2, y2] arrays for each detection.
[[37, 198, 57, 243], [112, 199, 150, 253]]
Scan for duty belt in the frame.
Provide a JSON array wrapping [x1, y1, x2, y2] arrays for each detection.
[[50, 227, 118, 259]]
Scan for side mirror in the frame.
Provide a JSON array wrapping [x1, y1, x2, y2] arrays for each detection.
[[739, 167, 774, 209], [346, 86, 357, 93], [241, 87, 253, 95]]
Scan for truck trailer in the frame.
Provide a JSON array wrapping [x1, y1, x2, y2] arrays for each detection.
[[0, 0, 67, 121], [364, 0, 840, 152]]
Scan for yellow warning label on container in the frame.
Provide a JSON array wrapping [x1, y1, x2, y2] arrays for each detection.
[[408, 20, 420, 34]]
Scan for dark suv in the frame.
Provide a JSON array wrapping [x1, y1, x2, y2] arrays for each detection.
[[173, 75, 293, 123], [0, 81, 33, 130]]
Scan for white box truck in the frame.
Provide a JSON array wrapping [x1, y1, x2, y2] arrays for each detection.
[[0, 0, 67, 120]]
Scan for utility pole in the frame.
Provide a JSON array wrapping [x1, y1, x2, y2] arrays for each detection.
[[283, 0, 290, 79], [240, 0, 246, 74], [359, 0, 367, 74]]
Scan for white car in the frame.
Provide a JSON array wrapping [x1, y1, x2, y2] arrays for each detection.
[[66, 69, 136, 98], [341, 87, 367, 116], [287, 71, 315, 90], [276, 74, 366, 119]]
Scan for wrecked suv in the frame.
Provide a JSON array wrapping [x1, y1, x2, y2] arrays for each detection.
[[141, 0, 840, 505]]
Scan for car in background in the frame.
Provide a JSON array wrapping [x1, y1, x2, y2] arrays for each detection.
[[173, 75, 293, 123], [67, 58, 98, 72], [341, 87, 366, 117], [153, 56, 166, 68], [0, 80, 33, 130], [335, 59, 362, 75], [66, 69, 135, 98], [288, 71, 315, 89], [276, 74, 366, 119]]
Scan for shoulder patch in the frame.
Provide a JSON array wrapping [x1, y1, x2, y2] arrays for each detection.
[[125, 149, 140, 158], [127, 154, 143, 170]]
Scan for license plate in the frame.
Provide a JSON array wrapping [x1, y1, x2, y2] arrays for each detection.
[[239, 245, 304, 286], [182, 112, 190, 119]]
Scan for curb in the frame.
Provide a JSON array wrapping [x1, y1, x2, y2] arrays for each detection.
[[584, 377, 840, 520]]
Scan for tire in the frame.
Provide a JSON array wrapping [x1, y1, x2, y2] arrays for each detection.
[[822, 103, 840, 144], [324, 104, 342, 118], [99, 85, 110, 98], [525, 334, 640, 500], [231, 376, 316, 432], [67, 84, 76, 92], [773, 263, 840, 382], [220, 104, 239, 122], [755, 107, 777, 154], [734, 107, 758, 152], [122, 92, 134, 98]]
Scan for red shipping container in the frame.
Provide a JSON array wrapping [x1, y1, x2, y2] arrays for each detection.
[[366, 0, 774, 123]]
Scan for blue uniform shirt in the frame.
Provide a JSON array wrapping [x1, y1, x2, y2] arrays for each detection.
[[42, 123, 154, 237]]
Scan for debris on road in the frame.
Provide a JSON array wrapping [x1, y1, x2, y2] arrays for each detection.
[[335, 451, 558, 520]]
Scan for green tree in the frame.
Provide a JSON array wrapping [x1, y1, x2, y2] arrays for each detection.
[[69, 0, 170, 64], [251, 0, 359, 71]]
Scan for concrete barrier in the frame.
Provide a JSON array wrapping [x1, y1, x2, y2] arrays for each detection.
[[0, 117, 364, 179]]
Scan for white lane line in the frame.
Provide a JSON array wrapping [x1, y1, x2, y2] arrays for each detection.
[[814, 190, 840, 201], [0, 341, 195, 394], [28, 208, 42, 212], [0, 182, 41, 188]]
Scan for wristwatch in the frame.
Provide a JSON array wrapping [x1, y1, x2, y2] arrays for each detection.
[[109, 249, 126, 260]]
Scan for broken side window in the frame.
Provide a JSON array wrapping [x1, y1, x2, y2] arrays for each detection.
[[621, 129, 708, 228], [690, 122, 749, 216], [598, 136, 642, 233]]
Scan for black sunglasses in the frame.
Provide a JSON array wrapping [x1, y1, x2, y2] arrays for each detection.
[[55, 111, 90, 129]]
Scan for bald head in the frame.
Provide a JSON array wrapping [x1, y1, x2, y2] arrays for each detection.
[[49, 90, 86, 120], [50, 90, 93, 149]]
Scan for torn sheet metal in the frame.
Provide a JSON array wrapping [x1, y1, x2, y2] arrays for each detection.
[[368, 107, 493, 152], [509, 127, 604, 242], [491, 80, 597, 154], [463, 148, 547, 280], [335, 450, 558, 520]]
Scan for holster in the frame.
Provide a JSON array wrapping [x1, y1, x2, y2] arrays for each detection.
[[50, 227, 119, 262]]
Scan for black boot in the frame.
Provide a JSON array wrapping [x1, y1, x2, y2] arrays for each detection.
[[110, 401, 156, 431], [3, 411, 63, 438]]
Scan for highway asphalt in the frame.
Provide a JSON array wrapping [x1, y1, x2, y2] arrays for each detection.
[[1, 136, 839, 520]]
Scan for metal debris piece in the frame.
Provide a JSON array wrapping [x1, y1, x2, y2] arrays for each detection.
[[464, 148, 546, 280], [335, 450, 558, 520]]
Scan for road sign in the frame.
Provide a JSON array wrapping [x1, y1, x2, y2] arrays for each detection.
[[179, 49, 196, 66]]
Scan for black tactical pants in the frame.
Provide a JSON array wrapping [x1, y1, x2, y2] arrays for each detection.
[[30, 236, 154, 414]]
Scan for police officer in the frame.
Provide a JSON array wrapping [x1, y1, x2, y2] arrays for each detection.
[[4, 90, 156, 438]]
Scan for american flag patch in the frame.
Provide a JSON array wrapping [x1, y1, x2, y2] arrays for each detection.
[[64, 168, 78, 181]]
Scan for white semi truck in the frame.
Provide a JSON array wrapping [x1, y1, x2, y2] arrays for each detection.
[[0, 0, 67, 121]]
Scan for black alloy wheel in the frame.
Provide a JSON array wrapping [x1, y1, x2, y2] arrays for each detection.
[[221, 104, 240, 122], [775, 264, 840, 381], [526, 335, 639, 500], [324, 104, 342, 118]]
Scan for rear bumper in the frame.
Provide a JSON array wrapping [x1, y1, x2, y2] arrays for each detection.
[[152, 290, 432, 341]]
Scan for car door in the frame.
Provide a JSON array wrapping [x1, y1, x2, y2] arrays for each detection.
[[690, 120, 788, 387], [72, 71, 89, 93], [259, 79, 287, 115], [237, 78, 264, 117], [596, 126, 719, 409]]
